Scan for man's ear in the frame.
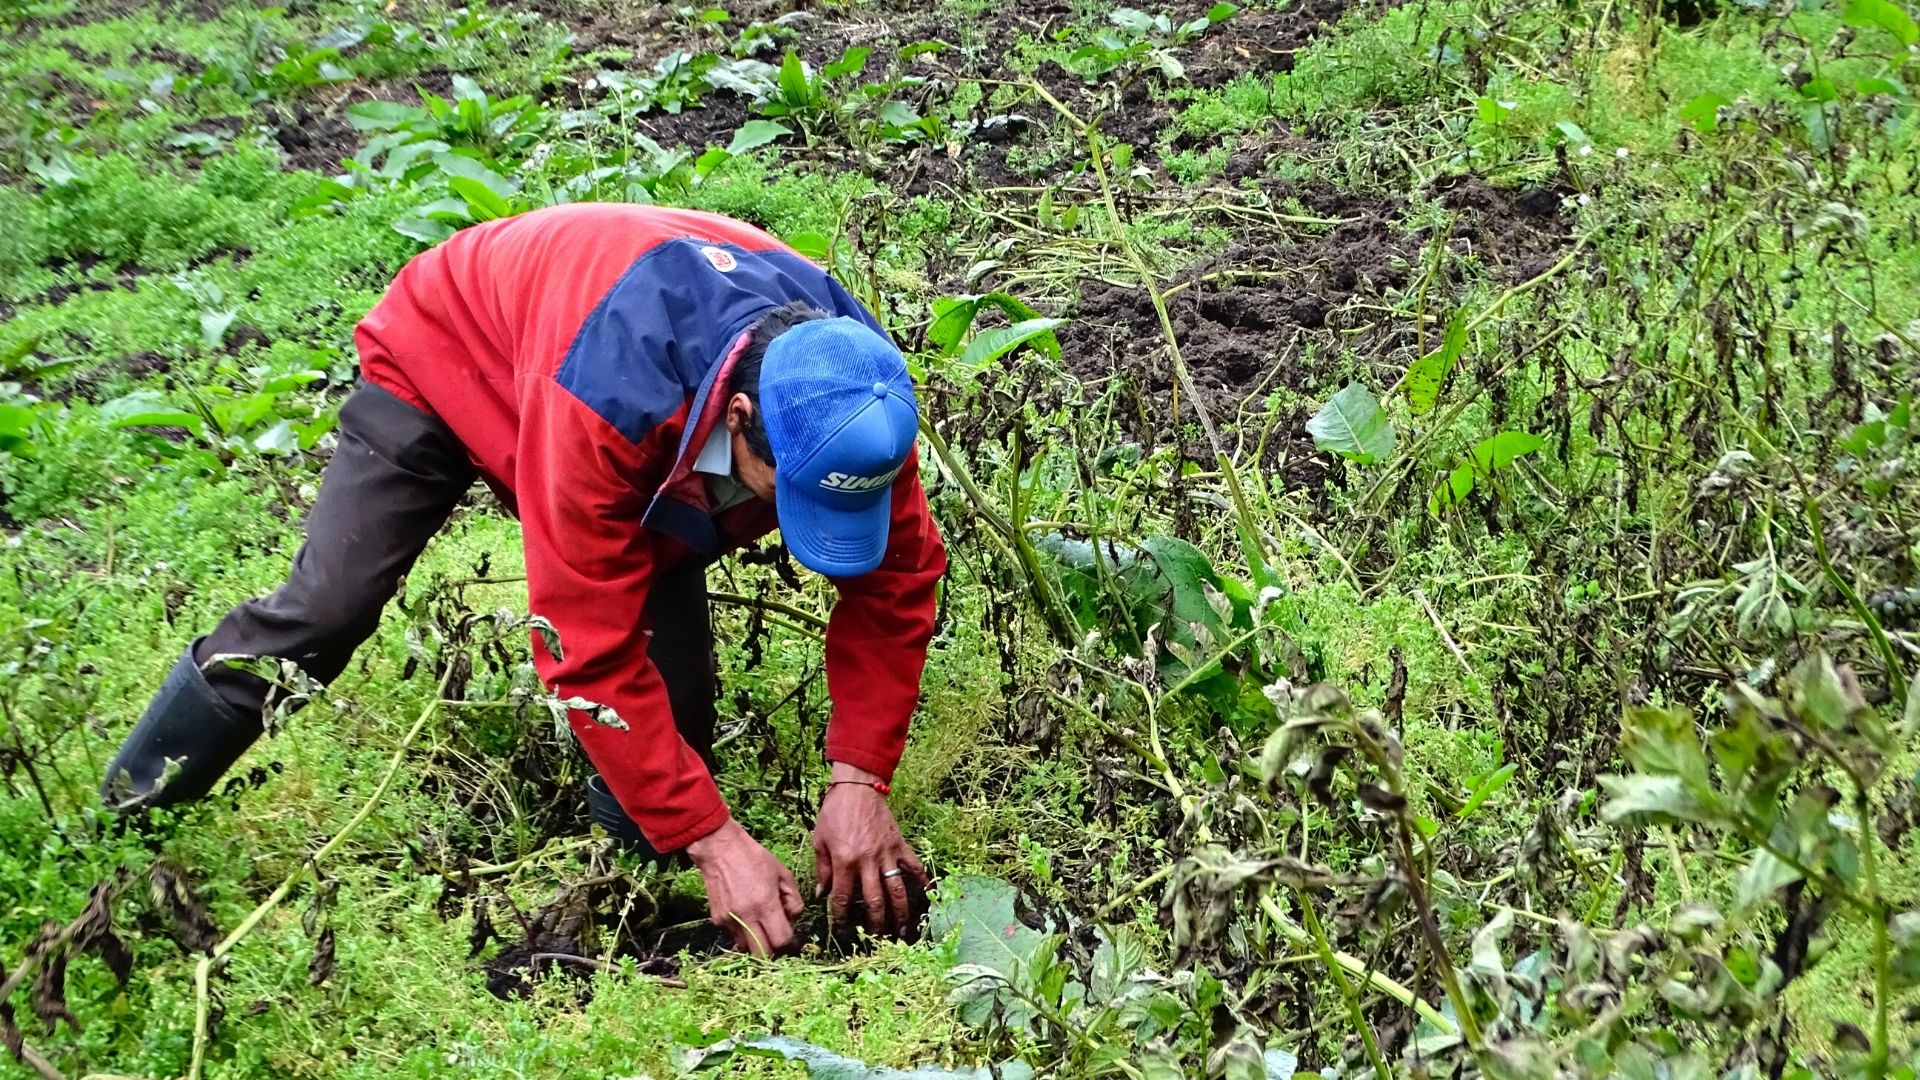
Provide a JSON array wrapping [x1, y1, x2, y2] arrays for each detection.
[[725, 392, 752, 434]]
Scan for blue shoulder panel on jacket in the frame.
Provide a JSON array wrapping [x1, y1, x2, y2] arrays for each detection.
[[556, 240, 873, 443]]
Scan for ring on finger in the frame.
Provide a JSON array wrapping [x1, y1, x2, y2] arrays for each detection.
[[882, 868, 904, 879]]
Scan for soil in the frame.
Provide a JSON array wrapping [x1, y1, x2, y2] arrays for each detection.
[[1184, 0, 1376, 89], [272, 102, 360, 174], [1060, 183, 1413, 396], [474, 869, 892, 1000], [633, 91, 752, 153], [1432, 174, 1573, 281], [268, 65, 457, 172], [36, 350, 173, 404]]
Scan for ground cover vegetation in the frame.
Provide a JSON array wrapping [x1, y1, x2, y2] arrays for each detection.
[[2, 0, 1920, 1074]]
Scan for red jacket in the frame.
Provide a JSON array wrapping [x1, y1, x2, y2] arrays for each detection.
[[353, 205, 947, 851]]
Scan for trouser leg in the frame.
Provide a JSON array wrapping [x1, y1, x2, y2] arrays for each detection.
[[645, 561, 718, 769], [103, 383, 475, 809]]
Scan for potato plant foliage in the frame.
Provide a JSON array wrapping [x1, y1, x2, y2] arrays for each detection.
[[2, 0, 1920, 1076]]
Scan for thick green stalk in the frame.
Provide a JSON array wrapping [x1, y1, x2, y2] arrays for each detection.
[[1299, 893, 1392, 1079]]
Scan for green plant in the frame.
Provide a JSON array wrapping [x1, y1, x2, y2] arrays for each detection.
[[345, 75, 551, 168], [1063, 4, 1238, 82], [102, 367, 332, 463]]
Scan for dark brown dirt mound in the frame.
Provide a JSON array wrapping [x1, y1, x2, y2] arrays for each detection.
[[1432, 174, 1572, 281], [634, 92, 751, 153], [1061, 185, 1411, 393], [269, 69, 453, 174], [1185, 0, 1377, 89], [273, 105, 359, 174]]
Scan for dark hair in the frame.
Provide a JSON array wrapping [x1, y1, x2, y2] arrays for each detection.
[[728, 301, 829, 467]]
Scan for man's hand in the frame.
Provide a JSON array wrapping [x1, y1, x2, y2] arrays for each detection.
[[813, 762, 930, 939], [685, 817, 804, 956]]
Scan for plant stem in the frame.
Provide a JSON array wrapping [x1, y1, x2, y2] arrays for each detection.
[[188, 668, 453, 1080], [1299, 893, 1392, 1079], [1027, 79, 1270, 583], [1858, 783, 1892, 1079], [920, 418, 1080, 646], [1256, 893, 1456, 1034]]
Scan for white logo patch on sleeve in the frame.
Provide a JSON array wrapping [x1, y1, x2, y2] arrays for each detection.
[[701, 246, 738, 272]]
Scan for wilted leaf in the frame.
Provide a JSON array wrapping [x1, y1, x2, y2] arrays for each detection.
[[1356, 783, 1406, 813], [150, 859, 221, 952], [308, 926, 336, 986], [1470, 906, 1513, 979], [1598, 774, 1717, 825], [1307, 383, 1395, 465], [1788, 651, 1863, 732], [1735, 847, 1803, 908]]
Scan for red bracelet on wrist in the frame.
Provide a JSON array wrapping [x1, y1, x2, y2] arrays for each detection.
[[828, 779, 891, 795]]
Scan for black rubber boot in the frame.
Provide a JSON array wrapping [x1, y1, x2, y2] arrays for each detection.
[[586, 774, 689, 867], [101, 644, 262, 811]]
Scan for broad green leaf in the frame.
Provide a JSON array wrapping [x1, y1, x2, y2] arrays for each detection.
[[1470, 430, 1546, 472], [393, 216, 458, 244], [451, 73, 486, 104], [199, 309, 238, 350], [1735, 847, 1802, 908], [1306, 383, 1395, 465], [777, 50, 811, 104], [251, 419, 301, 454], [956, 317, 1065, 369], [1679, 93, 1729, 133], [822, 45, 872, 81], [1405, 308, 1467, 414], [726, 119, 791, 154], [345, 100, 418, 130], [1799, 76, 1839, 103], [1903, 679, 1920, 738], [927, 875, 1049, 977], [785, 229, 831, 261], [1844, 0, 1920, 45], [1858, 76, 1906, 97], [431, 152, 516, 196], [927, 296, 981, 354], [1429, 462, 1476, 516], [1804, 102, 1833, 150], [446, 176, 515, 220], [1207, 2, 1240, 21], [1554, 119, 1590, 145], [102, 391, 202, 433], [876, 99, 921, 128]]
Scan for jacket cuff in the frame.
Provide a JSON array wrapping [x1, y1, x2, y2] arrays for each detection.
[[823, 742, 900, 782], [643, 794, 732, 852]]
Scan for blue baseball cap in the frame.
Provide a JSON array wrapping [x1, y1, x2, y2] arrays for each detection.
[[759, 317, 919, 577]]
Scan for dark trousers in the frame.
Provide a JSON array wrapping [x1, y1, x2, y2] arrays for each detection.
[[199, 382, 717, 762]]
